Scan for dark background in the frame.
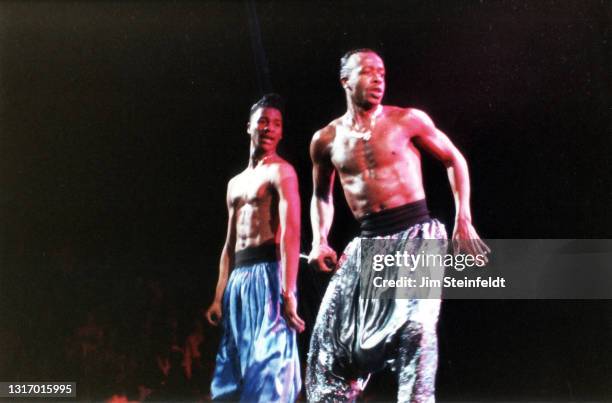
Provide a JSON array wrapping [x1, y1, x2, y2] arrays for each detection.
[[1, 1, 611, 401]]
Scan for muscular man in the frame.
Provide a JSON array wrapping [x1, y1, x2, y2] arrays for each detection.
[[206, 94, 305, 402], [306, 49, 489, 402]]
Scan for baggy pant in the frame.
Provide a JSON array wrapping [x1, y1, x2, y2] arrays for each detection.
[[306, 219, 447, 403], [211, 258, 301, 402]]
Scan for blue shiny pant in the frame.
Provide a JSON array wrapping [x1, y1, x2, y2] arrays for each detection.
[[211, 261, 301, 402]]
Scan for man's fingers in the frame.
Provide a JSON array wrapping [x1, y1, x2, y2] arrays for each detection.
[[329, 250, 338, 263], [206, 309, 221, 326], [468, 238, 480, 255], [476, 239, 491, 264], [452, 236, 492, 266], [289, 321, 304, 333], [466, 236, 488, 255], [471, 239, 489, 263], [479, 239, 492, 254], [283, 308, 305, 333], [308, 246, 338, 272], [292, 316, 306, 333], [294, 312, 305, 327], [452, 238, 461, 255], [323, 257, 336, 270], [290, 314, 306, 333], [475, 239, 487, 255], [324, 250, 338, 269], [205, 312, 214, 326], [317, 256, 334, 272], [473, 239, 487, 257]]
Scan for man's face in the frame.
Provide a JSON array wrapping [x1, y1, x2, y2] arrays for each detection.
[[247, 106, 283, 152], [342, 52, 386, 108]]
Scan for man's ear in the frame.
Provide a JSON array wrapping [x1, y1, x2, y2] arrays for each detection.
[[340, 77, 349, 90]]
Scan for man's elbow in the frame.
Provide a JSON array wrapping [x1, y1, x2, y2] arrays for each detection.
[[313, 190, 332, 204], [444, 152, 467, 170]]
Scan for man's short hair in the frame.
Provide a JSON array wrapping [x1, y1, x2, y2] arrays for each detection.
[[339, 48, 381, 79], [249, 93, 285, 118]]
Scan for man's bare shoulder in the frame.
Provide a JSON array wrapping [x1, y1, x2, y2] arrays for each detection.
[[382, 104, 407, 116], [267, 156, 297, 181], [313, 117, 344, 144], [225, 172, 243, 198], [227, 169, 247, 186], [224, 171, 247, 206], [401, 107, 434, 125], [311, 118, 341, 160], [383, 106, 435, 133], [380, 105, 422, 120]]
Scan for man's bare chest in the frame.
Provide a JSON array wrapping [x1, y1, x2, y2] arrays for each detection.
[[230, 172, 274, 207], [330, 124, 413, 172]]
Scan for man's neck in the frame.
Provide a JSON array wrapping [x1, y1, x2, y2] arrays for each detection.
[[345, 102, 382, 126], [343, 102, 383, 135], [248, 146, 276, 169]]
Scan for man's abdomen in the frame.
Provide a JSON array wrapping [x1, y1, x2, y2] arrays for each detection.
[[234, 203, 278, 252], [340, 163, 426, 219]]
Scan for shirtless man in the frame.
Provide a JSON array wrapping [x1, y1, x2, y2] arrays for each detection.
[[205, 94, 304, 402], [306, 49, 489, 402]]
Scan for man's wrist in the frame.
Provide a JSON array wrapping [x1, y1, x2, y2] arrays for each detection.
[[312, 237, 328, 249], [455, 214, 472, 224], [281, 289, 297, 299]]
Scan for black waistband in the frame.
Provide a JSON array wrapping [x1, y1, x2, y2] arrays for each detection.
[[234, 240, 278, 267], [358, 199, 430, 237]]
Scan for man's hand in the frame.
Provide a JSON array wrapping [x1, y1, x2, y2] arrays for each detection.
[[452, 219, 491, 262], [308, 244, 338, 272], [281, 292, 305, 333], [205, 300, 223, 326]]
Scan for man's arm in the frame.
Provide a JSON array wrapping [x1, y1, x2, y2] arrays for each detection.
[[274, 163, 305, 333], [205, 180, 236, 326], [407, 109, 490, 257], [308, 129, 338, 272]]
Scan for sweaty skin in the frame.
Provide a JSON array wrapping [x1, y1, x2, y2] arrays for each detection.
[[309, 51, 489, 271], [206, 107, 305, 332]]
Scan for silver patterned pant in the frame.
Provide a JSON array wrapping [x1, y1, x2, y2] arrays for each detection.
[[306, 219, 447, 403]]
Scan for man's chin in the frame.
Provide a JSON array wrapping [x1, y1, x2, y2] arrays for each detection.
[[358, 99, 382, 110], [368, 94, 383, 105], [254, 144, 276, 153]]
